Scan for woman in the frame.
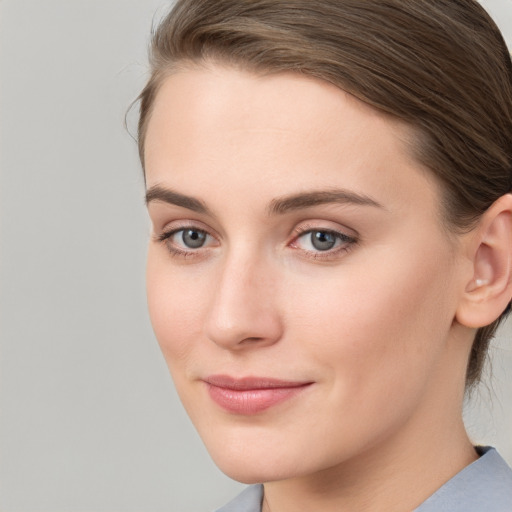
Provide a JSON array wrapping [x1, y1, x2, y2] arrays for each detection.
[[138, 1, 512, 510]]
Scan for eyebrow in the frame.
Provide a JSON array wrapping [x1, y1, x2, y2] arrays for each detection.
[[145, 185, 384, 216], [267, 189, 384, 215], [145, 185, 212, 215]]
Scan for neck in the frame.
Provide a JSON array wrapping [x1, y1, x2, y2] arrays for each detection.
[[262, 340, 478, 512], [262, 420, 476, 512]]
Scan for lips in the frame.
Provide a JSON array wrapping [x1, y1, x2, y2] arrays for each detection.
[[203, 375, 313, 414]]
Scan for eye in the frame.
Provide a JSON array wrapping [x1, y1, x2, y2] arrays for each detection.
[[157, 226, 216, 256], [309, 231, 338, 251], [178, 228, 208, 249], [292, 228, 356, 255]]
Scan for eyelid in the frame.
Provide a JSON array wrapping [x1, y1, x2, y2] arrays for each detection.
[[157, 226, 210, 243], [157, 225, 217, 244], [291, 220, 358, 240], [153, 219, 358, 261], [154, 221, 220, 259], [154, 217, 214, 235], [289, 222, 358, 259], [291, 228, 356, 247]]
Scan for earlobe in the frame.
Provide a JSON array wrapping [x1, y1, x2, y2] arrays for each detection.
[[456, 194, 512, 329]]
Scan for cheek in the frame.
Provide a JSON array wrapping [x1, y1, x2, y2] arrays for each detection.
[[146, 251, 209, 365], [287, 242, 457, 401]]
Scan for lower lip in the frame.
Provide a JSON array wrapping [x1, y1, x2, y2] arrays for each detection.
[[206, 383, 311, 415]]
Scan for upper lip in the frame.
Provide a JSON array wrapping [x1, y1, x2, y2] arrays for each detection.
[[203, 375, 313, 390]]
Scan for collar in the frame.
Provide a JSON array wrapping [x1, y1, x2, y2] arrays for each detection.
[[216, 447, 512, 512]]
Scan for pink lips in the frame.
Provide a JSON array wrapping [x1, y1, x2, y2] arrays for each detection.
[[204, 375, 312, 415]]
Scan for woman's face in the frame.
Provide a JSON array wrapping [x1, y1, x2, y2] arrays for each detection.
[[144, 64, 471, 483]]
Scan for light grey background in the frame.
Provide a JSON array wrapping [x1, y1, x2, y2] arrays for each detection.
[[0, 1, 511, 511]]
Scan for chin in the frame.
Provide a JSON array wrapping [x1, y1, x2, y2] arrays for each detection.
[[197, 426, 330, 484], [212, 452, 302, 484], [216, 462, 276, 484], [200, 433, 277, 482]]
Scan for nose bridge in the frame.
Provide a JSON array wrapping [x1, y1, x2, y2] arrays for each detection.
[[204, 246, 282, 349]]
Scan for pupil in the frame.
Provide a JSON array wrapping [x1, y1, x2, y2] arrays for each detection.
[[311, 231, 336, 251], [182, 229, 206, 248]]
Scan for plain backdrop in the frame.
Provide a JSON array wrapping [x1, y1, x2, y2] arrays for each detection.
[[1, 1, 511, 511]]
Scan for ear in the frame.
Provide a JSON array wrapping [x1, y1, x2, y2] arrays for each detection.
[[456, 193, 512, 329]]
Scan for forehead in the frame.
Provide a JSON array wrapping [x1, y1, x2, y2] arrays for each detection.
[[144, 64, 442, 219], [146, 64, 408, 152]]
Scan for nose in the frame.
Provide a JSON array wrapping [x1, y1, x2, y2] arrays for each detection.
[[204, 252, 284, 350]]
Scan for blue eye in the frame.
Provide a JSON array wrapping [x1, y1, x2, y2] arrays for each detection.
[[294, 229, 354, 254], [310, 231, 337, 251], [158, 227, 213, 254], [180, 228, 207, 248]]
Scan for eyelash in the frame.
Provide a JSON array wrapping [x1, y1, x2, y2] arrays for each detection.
[[156, 225, 358, 261], [291, 226, 357, 260], [156, 227, 213, 260]]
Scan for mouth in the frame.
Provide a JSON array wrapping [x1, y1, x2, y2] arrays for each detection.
[[203, 375, 313, 415]]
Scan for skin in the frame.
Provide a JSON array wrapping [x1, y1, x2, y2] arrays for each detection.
[[144, 63, 488, 511]]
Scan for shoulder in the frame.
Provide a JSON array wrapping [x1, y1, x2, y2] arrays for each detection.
[[214, 484, 263, 512], [415, 447, 512, 512]]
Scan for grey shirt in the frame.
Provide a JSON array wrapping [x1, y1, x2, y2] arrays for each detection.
[[215, 447, 512, 512]]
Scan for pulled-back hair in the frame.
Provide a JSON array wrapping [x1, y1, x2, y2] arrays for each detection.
[[137, 0, 512, 389]]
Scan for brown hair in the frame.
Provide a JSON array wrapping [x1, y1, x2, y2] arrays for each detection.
[[137, 0, 512, 389]]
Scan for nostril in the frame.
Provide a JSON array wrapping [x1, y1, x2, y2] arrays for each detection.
[[240, 337, 265, 343]]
